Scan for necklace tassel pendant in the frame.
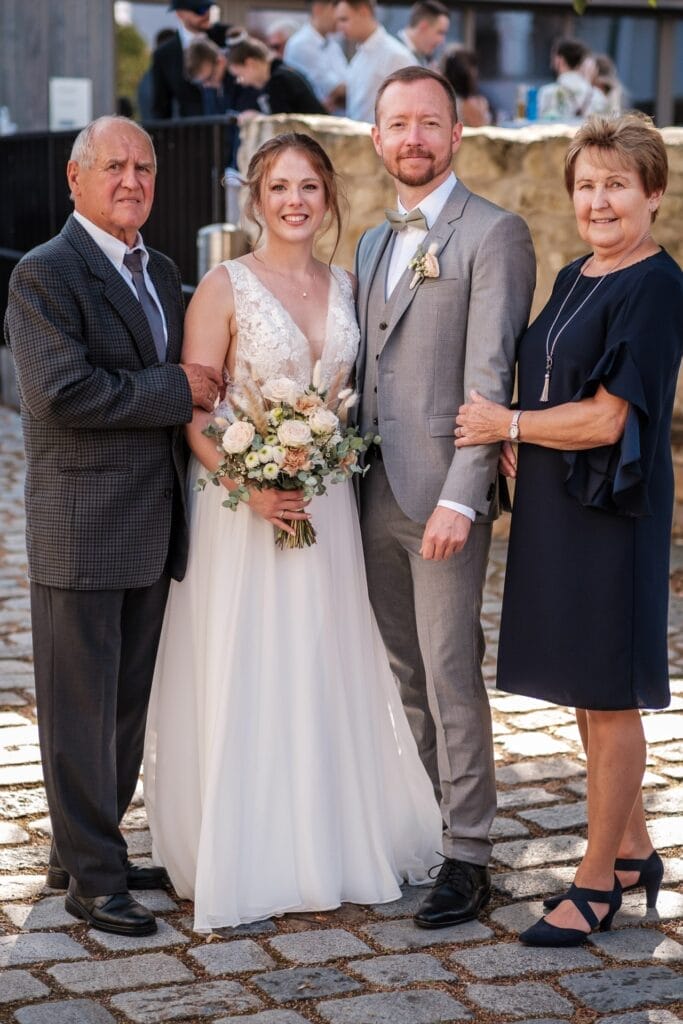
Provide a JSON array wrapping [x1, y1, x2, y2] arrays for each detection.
[[540, 357, 552, 403]]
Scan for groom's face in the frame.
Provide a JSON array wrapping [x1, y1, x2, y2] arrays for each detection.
[[372, 79, 462, 189]]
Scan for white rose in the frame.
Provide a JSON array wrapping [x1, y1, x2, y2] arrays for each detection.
[[244, 451, 261, 470], [258, 445, 275, 463], [222, 420, 255, 454], [272, 446, 286, 466], [277, 420, 312, 447], [262, 462, 280, 481], [309, 408, 339, 435], [262, 377, 300, 407]]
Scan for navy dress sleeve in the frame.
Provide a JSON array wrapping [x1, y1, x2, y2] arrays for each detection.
[[563, 262, 683, 517]]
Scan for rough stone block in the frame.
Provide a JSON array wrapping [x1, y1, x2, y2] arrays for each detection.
[[592, 1012, 682, 1024], [2, 895, 74, 930], [643, 787, 683, 814], [348, 952, 457, 986], [13, 1001, 117, 1024], [88, 919, 189, 952], [648, 816, 683, 848], [189, 939, 275, 974], [467, 981, 574, 1017], [111, 980, 262, 1022], [498, 787, 563, 809], [490, 900, 547, 934], [0, 931, 88, 967], [251, 966, 361, 1002], [0, 790, 48, 819], [0, 874, 44, 902], [0, 968, 49, 1004], [495, 758, 585, 784], [214, 1014, 311, 1024], [47, 952, 194, 993], [618, 889, 683, 925], [361, 917, 492, 951], [518, 801, 588, 830], [268, 928, 371, 964], [316, 989, 472, 1023], [560, 966, 683, 1011], [450, 941, 600, 977], [493, 834, 586, 869], [589, 928, 683, 961], [0, 822, 29, 844], [499, 733, 573, 757], [370, 886, 429, 918], [490, 816, 529, 838]]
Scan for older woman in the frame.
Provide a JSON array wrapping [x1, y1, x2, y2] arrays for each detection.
[[455, 113, 683, 947]]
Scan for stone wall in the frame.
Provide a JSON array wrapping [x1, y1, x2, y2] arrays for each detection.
[[239, 116, 683, 532]]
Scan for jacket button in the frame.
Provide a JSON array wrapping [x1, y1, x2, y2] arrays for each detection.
[[373, 417, 378, 426], [164, 487, 173, 499], [379, 321, 388, 330], [373, 386, 377, 393], [375, 354, 379, 361]]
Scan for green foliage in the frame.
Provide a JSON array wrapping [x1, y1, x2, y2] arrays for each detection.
[[115, 23, 149, 117], [574, 0, 656, 10]]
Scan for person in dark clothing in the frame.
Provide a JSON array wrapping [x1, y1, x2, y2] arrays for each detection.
[[225, 37, 327, 116], [138, 28, 176, 122], [151, 0, 231, 119]]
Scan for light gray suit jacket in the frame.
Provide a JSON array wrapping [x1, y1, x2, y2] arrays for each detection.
[[355, 180, 536, 525]]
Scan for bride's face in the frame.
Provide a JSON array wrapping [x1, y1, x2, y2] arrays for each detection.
[[259, 149, 328, 243]]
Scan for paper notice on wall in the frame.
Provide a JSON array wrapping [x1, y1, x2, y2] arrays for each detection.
[[49, 78, 93, 132]]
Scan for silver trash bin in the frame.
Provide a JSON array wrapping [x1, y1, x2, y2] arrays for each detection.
[[196, 223, 250, 281]]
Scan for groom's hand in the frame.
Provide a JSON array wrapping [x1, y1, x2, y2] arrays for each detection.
[[420, 507, 471, 561]]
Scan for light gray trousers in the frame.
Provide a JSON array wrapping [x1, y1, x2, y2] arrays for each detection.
[[360, 459, 496, 865]]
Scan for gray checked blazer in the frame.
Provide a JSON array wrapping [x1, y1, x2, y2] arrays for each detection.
[[4, 214, 194, 590], [355, 180, 536, 525]]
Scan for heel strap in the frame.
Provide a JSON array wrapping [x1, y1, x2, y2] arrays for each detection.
[[614, 851, 657, 871]]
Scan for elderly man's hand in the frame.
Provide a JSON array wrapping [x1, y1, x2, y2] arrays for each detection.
[[180, 363, 223, 412]]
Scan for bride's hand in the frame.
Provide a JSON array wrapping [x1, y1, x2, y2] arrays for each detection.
[[247, 487, 311, 536]]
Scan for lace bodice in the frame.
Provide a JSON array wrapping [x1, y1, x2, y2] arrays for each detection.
[[222, 260, 359, 391]]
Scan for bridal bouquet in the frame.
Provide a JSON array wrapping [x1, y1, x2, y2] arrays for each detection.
[[197, 364, 380, 549]]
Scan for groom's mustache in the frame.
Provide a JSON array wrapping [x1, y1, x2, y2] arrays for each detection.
[[398, 148, 434, 161]]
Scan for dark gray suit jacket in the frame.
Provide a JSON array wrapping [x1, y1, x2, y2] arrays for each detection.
[[5, 215, 193, 589]]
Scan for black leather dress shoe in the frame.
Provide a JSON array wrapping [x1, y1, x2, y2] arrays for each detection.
[[46, 860, 169, 892], [414, 857, 491, 929], [65, 891, 157, 936]]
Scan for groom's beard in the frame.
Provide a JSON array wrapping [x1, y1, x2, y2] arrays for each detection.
[[388, 146, 452, 188]]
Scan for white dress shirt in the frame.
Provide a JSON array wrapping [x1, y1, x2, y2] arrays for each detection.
[[385, 173, 475, 522], [346, 25, 417, 123], [283, 23, 348, 106], [73, 211, 168, 346]]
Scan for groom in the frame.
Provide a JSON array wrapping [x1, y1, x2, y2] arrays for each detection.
[[356, 67, 535, 927]]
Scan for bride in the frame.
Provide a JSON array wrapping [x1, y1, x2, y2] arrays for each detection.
[[144, 132, 442, 931]]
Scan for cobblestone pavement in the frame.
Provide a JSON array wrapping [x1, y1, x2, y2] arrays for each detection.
[[0, 404, 682, 1024]]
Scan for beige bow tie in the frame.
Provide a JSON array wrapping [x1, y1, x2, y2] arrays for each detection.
[[385, 208, 428, 232]]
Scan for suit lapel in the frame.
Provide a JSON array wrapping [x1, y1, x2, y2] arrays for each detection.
[[380, 180, 472, 352], [62, 215, 161, 368]]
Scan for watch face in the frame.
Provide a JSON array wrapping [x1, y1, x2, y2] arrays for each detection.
[[510, 423, 519, 440]]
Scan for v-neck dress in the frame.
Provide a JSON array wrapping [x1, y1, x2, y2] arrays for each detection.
[[143, 260, 442, 930], [497, 250, 683, 711]]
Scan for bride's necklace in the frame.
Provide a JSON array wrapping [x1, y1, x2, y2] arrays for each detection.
[[251, 254, 317, 299], [540, 231, 653, 403]]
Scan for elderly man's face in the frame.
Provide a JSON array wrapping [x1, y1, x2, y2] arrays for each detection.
[[67, 122, 156, 247]]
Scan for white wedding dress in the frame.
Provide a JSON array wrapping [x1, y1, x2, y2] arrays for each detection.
[[144, 260, 442, 931]]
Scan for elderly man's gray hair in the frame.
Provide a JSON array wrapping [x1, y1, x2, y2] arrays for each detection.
[[70, 116, 157, 172]]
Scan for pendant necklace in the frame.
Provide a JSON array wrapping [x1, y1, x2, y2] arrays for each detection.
[[540, 230, 652, 403]]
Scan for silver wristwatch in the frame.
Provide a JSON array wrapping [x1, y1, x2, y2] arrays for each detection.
[[509, 411, 522, 441]]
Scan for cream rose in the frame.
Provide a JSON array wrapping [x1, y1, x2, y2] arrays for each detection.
[[277, 420, 312, 447], [309, 408, 339, 435], [222, 420, 255, 454], [262, 377, 300, 407]]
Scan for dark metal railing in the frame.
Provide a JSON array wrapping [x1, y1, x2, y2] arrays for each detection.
[[0, 116, 235, 331]]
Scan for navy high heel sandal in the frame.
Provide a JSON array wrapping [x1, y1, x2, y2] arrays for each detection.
[[520, 879, 622, 947], [543, 850, 663, 911]]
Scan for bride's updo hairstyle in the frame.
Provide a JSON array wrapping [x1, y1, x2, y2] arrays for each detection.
[[245, 133, 344, 258]]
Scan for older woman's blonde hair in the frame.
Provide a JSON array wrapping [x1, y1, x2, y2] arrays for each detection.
[[565, 112, 668, 221]]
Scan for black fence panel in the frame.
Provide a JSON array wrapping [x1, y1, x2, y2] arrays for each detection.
[[0, 117, 232, 331]]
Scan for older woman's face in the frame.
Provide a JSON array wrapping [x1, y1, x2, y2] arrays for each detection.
[[572, 148, 662, 261]]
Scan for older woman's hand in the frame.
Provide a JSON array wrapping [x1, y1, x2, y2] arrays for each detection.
[[499, 440, 517, 478], [455, 390, 510, 447]]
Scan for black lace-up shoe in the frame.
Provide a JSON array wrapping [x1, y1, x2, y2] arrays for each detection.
[[414, 857, 491, 928], [65, 891, 157, 936], [47, 861, 169, 892]]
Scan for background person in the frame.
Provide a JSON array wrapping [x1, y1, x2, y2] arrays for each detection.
[[226, 36, 327, 117], [151, 0, 231, 119], [440, 46, 492, 127], [538, 37, 608, 122], [334, 0, 417, 123], [284, 0, 348, 114], [456, 113, 683, 947], [397, 0, 450, 67]]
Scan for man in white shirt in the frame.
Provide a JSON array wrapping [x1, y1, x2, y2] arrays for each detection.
[[334, 0, 417, 122], [397, 0, 450, 67], [284, 1, 348, 113]]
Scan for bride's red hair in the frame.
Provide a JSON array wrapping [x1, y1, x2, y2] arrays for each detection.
[[244, 133, 344, 260]]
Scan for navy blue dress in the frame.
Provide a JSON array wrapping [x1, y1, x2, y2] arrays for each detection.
[[497, 250, 683, 710]]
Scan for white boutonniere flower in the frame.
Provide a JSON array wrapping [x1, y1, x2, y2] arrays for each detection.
[[408, 242, 440, 290]]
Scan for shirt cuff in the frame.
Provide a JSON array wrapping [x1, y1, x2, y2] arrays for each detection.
[[438, 499, 476, 521]]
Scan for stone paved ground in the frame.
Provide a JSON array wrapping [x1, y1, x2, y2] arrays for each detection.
[[0, 404, 681, 1024]]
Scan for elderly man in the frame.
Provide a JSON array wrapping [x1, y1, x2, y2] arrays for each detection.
[[355, 68, 535, 927], [334, 0, 416, 122], [398, 0, 450, 67], [5, 115, 221, 936]]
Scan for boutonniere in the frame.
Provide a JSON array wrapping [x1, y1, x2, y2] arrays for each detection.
[[408, 242, 440, 290]]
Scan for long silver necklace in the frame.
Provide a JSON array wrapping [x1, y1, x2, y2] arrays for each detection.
[[540, 231, 652, 402]]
